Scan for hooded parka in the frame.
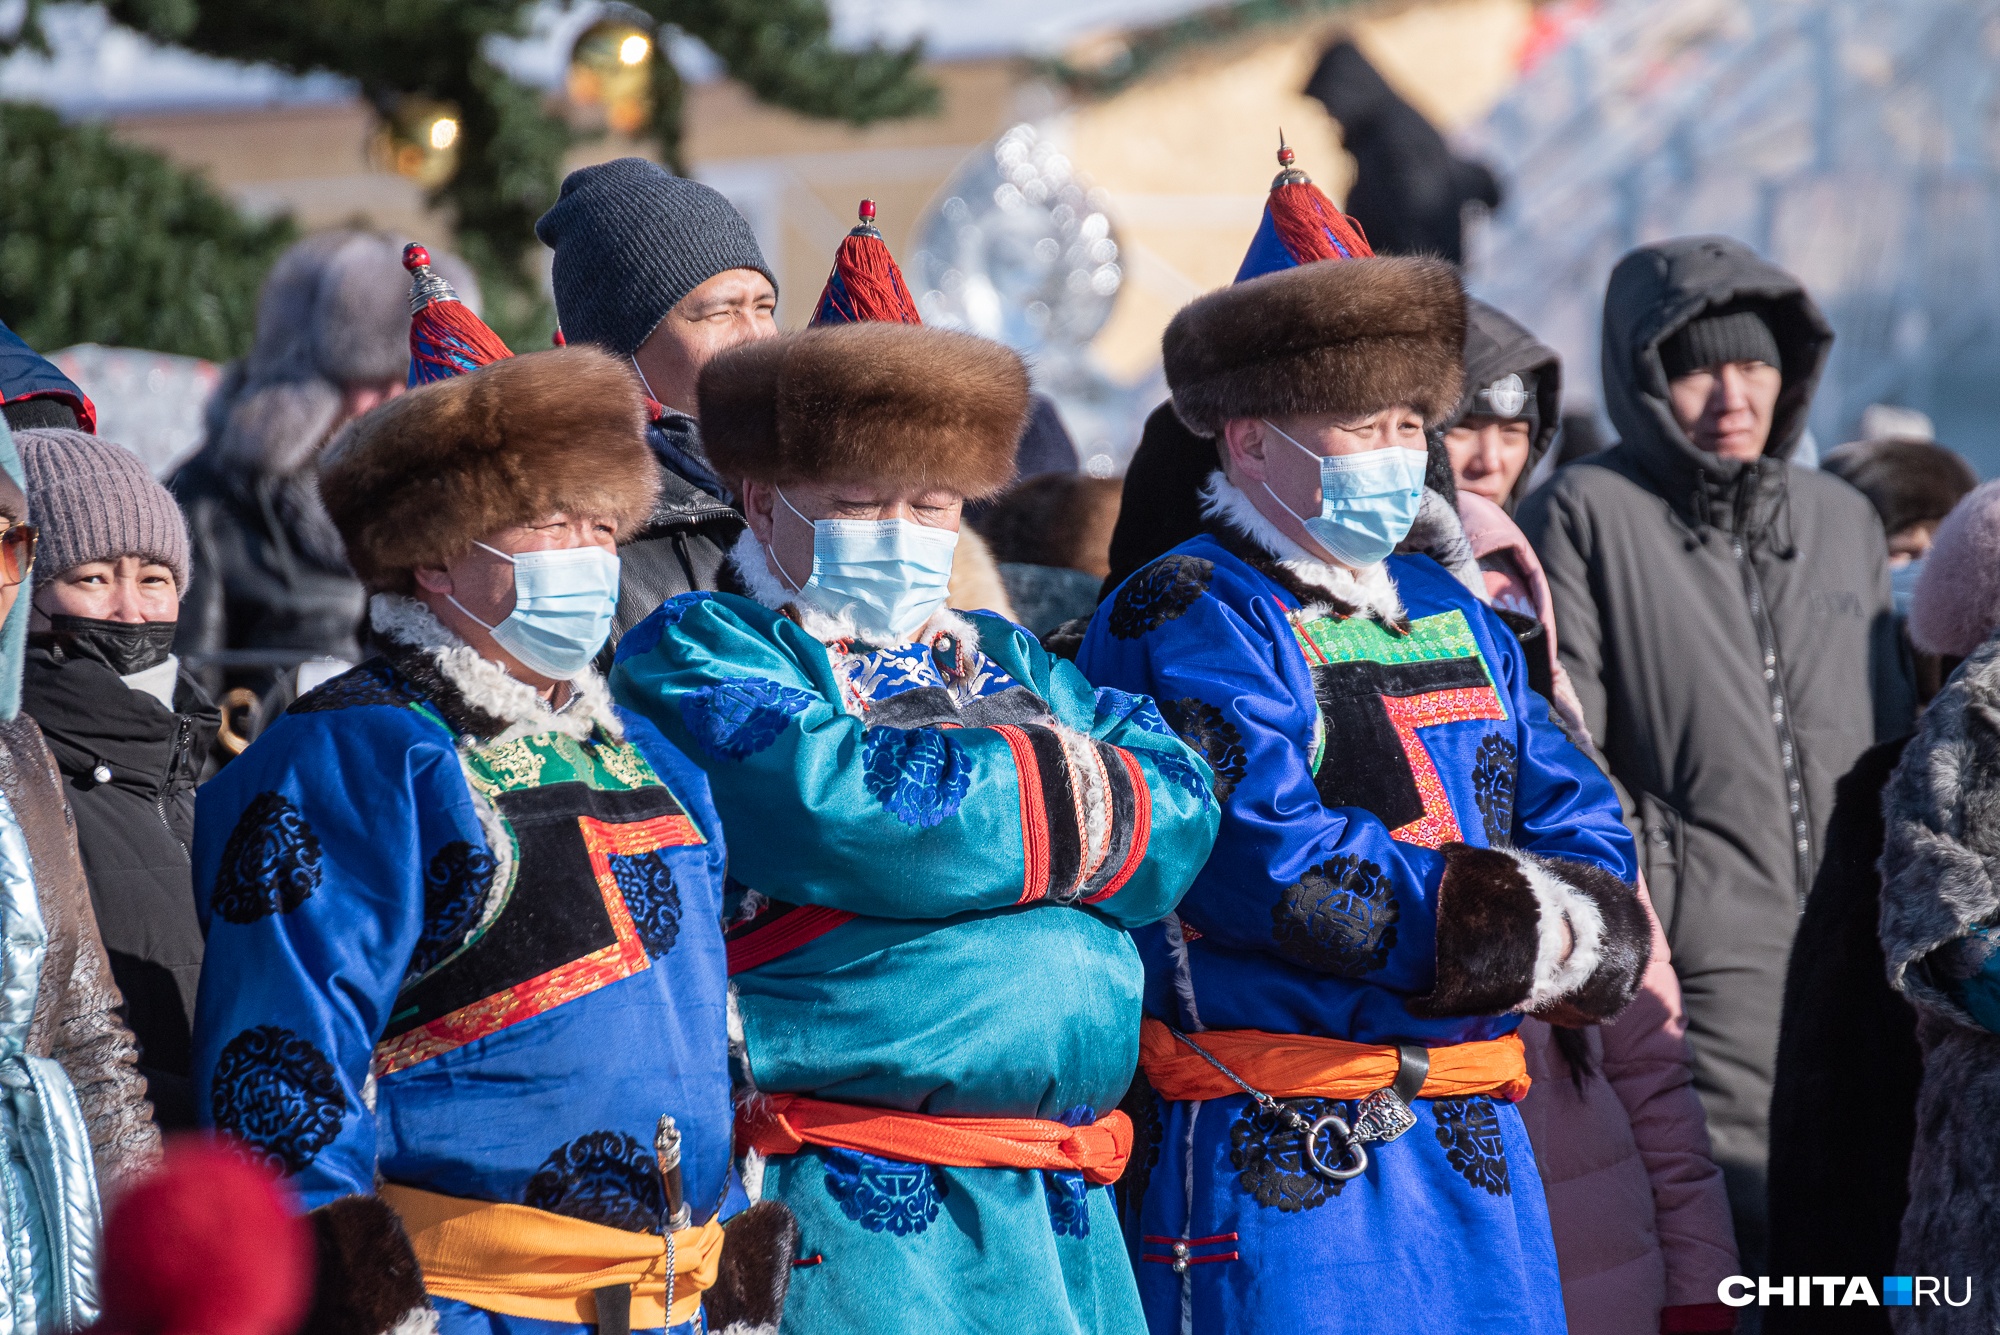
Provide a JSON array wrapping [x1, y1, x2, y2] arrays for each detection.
[[1448, 300, 1562, 514], [1516, 236, 1913, 1270]]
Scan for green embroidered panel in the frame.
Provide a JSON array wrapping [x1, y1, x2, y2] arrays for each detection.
[[462, 731, 663, 798], [1291, 607, 1484, 669]]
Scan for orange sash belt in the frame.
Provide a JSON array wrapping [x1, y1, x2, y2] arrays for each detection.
[[1139, 1018, 1532, 1104], [737, 1094, 1133, 1185], [380, 1183, 724, 1328]]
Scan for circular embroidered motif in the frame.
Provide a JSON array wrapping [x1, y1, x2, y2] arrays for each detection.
[[680, 676, 816, 761], [610, 849, 683, 957], [1108, 556, 1214, 640], [287, 660, 416, 715], [1229, 1096, 1353, 1212], [860, 726, 971, 828], [1472, 735, 1518, 846], [1147, 749, 1214, 807], [211, 792, 324, 924], [1270, 854, 1399, 976], [1434, 1097, 1512, 1196], [523, 1130, 666, 1232], [1163, 697, 1247, 802], [1093, 688, 1173, 739], [210, 1025, 344, 1176], [1043, 1171, 1092, 1238], [406, 841, 496, 978], [658, 590, 715, 628], [822, 1147, 947, 1236]]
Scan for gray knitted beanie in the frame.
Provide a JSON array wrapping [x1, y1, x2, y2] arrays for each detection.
[[536, 158, 775, 356], [15, 429, 190, 591]]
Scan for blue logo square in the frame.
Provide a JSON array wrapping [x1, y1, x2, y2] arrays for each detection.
[[1883, 1276, 1914, 1306]]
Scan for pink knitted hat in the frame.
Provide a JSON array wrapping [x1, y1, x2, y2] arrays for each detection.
[[1910, 478, 2000, 657], [14, 428, 189, 591]]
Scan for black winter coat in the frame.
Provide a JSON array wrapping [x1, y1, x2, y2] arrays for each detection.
[[606, 413, 746, 664], [1764, 737, 1918, 1335], [21, 642, 219, 1129]]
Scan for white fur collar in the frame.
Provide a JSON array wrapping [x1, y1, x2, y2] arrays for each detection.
[[368, 593, 622, 744], [1199, 472, 1406, 623], [726, 527, 983, 652]]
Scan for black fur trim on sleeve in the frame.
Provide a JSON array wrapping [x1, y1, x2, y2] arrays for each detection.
[[1407, 843, 1539, 1018], [1529, 857, 1652, 1027], [299, 1195, 432, 1335], [703, 1200, 800, 1332]]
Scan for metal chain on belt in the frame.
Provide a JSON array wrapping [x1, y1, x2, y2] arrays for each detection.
[[1164, 1025, 1381, 1182]]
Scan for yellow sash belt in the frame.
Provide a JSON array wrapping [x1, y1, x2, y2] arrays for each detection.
[[380, 1183, 725, 1328]]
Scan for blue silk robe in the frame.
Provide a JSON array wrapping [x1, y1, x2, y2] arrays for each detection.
[[190, 647, 735, 1335], [1077, 533, 1637, 1335], [611, 591, 1220, 1335]]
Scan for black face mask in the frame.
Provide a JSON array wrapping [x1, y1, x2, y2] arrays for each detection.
[[46, 615, 178, 677]]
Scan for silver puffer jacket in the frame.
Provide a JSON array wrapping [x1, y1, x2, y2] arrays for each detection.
[[0, 713, 160, 1329]]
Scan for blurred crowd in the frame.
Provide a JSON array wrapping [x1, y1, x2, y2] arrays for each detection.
[[0, 135, 1991, 1335]]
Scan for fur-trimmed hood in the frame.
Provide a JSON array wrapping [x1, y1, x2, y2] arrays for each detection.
[[1163, 256, 1467, 436], [698, 324, 1029, 500], [319, 347, 658, 593]]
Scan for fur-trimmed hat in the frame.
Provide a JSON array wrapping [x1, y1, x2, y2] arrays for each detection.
[[699, 324, 1029, 499], [1163, 255, 1467, 437], [318, 346, 658, 592]]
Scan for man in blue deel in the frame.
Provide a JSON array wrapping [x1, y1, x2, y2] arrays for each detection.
[[1077, 149, 1653, 1335]]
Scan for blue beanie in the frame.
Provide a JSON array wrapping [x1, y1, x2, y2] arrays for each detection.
[[535, 158, 776, 357]]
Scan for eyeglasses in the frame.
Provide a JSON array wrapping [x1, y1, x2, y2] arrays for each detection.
[[0, 524, 38, 587]]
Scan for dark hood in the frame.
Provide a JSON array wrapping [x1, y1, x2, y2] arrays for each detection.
[[0, 320, 94, 432], [1450, 299, 1561, 510], [1601, 236, 1833, 503]]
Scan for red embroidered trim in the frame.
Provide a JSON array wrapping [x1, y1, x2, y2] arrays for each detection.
[[726, 906, 858, 975], [993, 725, 1050, 904], [1378, 687, 1508, 848], [1141, 1233, 1238, 1246], [374, 812, 697, 1075], [1141, 1252, 1238, 1266], [1083, 748, 1151, 905]]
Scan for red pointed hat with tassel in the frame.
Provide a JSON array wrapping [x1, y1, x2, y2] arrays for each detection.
[[404, 242, 514, 386], [1233, 134, 1373, 282], [810, 199, 923, 326]]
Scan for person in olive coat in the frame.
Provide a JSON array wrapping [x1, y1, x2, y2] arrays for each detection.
[[18, 427, 218, 1129]]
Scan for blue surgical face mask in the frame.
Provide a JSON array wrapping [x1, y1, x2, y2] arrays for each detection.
[[776, 489, 958, 642], [450, 541, 621, 679], [1891, 556, 1924, 618], [1259, 419, 1427, 568]]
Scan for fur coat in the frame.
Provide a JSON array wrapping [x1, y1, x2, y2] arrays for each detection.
[[1880, 629, 2000, 1330]]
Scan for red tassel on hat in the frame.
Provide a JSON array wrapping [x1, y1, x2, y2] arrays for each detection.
[[1235, 136, 1374, 281], [1269, 140, 1372, 262], [810, 200, 922, 326], [404, 242, 514, 386], [90, 1136, 313, 1335]]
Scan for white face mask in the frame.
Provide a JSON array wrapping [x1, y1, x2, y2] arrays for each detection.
[[773, 488, 959, 642], [450, 541, 621, 679]]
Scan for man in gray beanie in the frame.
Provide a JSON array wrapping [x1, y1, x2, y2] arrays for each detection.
[[19, 428, 218, 1130], [536, 157, 775, 652], [172, 230, 478, 711]]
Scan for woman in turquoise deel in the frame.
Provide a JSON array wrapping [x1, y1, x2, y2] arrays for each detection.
[[609, 323, 1220, 1335]]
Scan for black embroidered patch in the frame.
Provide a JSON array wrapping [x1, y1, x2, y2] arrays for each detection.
[[1434, 1097, 1511, 1196], [406, 841, 496, 979], [1162, 697, 1247, 802], [523, 1131, 665, 1232], [1472, 736, 1518, 846], [1270, 853, 1399, 976], [211, 792, 323, 924], [210, 1025, 345, 1176], [1230, 1097, 1353, 1211], [610, 849, 682, 958], [287, 658, 417, 714], [1108, 556, 1213, 639]]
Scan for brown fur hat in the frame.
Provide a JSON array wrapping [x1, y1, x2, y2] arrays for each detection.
[[318, 346, 658, 592], [699, 324, 1029, 499], [1163, 256, 1467, 436]]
